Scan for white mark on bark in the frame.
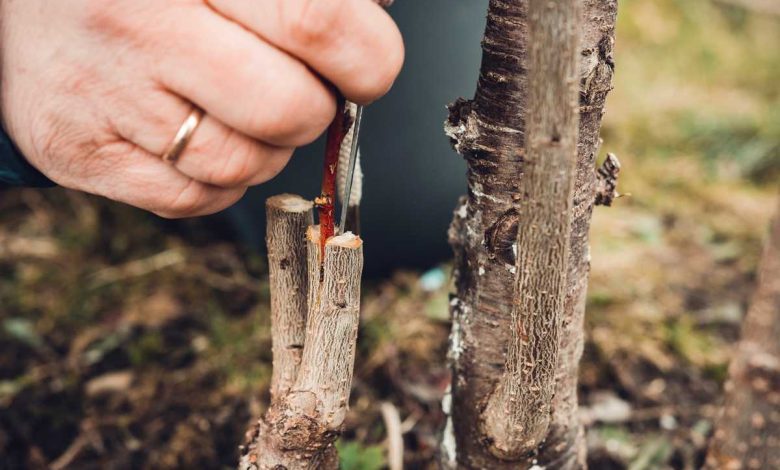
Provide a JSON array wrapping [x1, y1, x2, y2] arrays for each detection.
[[472, 182, 511, 205], [456, 201, 468, 219], [441, 385, 458, 467], [448, 298, 465, 362]]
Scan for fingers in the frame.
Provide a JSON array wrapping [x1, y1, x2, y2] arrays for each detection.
[[172, 116, 294, 188], [153, 6, 337, 147], [65, 140, 247, 219], [111, 87, 295, 188], [205, 0, 405, 104]]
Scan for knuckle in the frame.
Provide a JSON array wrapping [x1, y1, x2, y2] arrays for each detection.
[[82, 0, 123, 34], [210, 139, 259, 187], [352, 35, 404, 102], [190, 129, 258, 188], [163, 181, 208, 218], [248, 84, 335, 146], [284, 0, 344, 49]]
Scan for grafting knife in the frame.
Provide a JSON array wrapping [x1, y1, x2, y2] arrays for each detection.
[[338, 104, 363, 234]]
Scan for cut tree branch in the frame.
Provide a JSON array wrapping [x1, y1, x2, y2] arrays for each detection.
[[284, 227, 363, 444], [265, 194, 314, 403], [240, 227, 364, 470]]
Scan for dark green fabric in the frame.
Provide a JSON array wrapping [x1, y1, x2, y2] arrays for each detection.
[[0, 126, 54, 187]]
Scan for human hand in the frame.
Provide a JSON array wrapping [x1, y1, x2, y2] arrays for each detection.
[[0, 0, 403, 217]]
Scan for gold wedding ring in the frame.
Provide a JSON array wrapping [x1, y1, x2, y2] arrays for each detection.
[[161, 108, 204, 163]]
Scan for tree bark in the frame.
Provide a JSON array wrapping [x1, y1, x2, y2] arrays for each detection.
[[443, 1, 617, 468], [241, 228, 364, 470], [265, 195, 314, 403], [705, 197, 780, 470]]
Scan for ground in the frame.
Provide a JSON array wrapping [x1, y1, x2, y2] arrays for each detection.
[[0, 0, 778, 469]]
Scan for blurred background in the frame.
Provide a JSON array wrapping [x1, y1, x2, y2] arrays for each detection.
[[0, 0, 778, 468]]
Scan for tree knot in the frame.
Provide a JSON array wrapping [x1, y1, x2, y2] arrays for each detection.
[[595, 153, 621, 206], [444, 98, 481, 156], [485, 209, 520, 265]]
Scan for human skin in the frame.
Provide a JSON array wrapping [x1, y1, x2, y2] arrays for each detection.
[[0, 0, 403, 218]]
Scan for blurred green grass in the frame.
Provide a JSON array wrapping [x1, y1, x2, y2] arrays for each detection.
[[582, 1, 778, 467]]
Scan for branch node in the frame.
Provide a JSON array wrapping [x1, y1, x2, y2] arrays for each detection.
[[594, 153, 621, 206]]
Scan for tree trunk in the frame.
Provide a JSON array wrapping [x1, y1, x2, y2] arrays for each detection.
[[480, 0, 582, 460], [705, 197, 780, 470], [442, 0, 618, 468]]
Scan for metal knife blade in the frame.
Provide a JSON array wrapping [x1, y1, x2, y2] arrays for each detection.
[[339, 104, 364, 234]]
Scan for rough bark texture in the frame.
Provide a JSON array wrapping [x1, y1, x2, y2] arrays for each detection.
[[443, 1, 618, 468], [594, 153, 621, 207], [286, 228, 363, 446], [266, 195, 314, 403], [480, 0, 582, 460], [240, 229, 364, 470], [705, 198, 780, 470]]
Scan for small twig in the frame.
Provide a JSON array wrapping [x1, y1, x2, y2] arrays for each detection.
[[49, 433, 90, 470], [0, 232, 60, 260], [50, 420, 102, 470], [88, 248, 185, 288], [400, 411, 421, 434], [316, 96, 352, 261], [380, 402, 404, 470]]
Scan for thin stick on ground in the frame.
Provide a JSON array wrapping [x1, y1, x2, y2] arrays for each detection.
[[381, 402, 404, 470], [705, 196, 780, 470]]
